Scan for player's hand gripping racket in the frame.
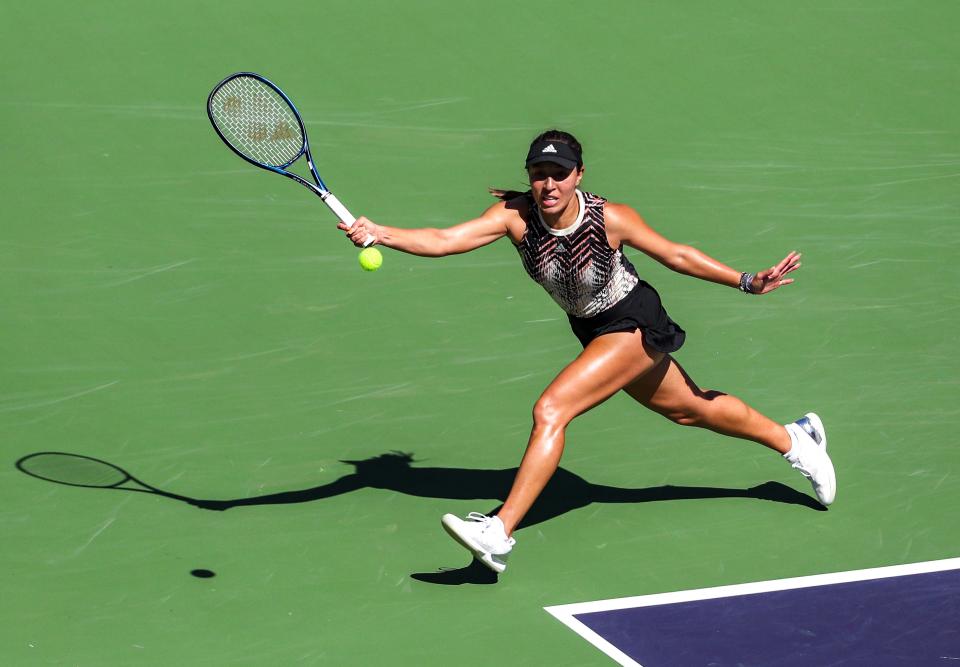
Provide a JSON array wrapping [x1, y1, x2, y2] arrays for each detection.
[[207, 72, 373, 246]]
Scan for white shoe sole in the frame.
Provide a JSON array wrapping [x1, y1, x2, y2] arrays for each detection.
[[441, 514, 508, 574]]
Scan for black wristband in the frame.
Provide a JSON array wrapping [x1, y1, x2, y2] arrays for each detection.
[[739, 272, 757, 294]]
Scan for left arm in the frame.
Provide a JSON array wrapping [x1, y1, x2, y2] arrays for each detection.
[[604, 202, 800, 294]]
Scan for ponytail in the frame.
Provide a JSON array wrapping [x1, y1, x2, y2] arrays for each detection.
[[489, 187, 530, 202]]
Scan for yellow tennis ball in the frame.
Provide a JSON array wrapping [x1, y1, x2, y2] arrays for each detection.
[[358, 247, 383, 272]]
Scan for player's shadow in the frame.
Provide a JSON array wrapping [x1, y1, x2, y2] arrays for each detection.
[[189, 450, 824, 519], [187, 451, 824, 585], [16, 450, 823, 586]]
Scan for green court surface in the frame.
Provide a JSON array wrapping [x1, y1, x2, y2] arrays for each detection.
[[2, 1, 958, 664]]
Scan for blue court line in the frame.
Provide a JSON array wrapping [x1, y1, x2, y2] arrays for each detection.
[[545, 557, 960, 667]]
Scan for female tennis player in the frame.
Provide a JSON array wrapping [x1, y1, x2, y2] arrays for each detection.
[[338, 130, 836, 574]]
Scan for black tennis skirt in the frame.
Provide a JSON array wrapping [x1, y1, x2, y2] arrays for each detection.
[[567, 280, 686, 352]]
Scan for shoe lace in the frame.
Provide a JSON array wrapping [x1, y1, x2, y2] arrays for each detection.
[[791, 452, 824, 487], [465, 512, 497, 537], [790, 460, 813, 479], [465, 512, 515, 547]]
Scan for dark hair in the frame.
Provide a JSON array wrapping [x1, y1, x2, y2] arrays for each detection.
[[490, 129, 583, 202]]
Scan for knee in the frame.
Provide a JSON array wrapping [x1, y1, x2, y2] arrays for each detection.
[[532, 393, 572, 431]]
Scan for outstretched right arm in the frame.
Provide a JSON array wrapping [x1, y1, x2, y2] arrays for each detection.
[[338, 201, 518, 257]]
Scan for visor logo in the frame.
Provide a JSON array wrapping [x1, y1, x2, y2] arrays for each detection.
[[542, 144, 558, 153]]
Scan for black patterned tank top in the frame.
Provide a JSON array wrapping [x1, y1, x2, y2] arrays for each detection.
[[516, 190, 640, 318]]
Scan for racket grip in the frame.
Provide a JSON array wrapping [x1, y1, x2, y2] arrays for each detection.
[[323, 192, 356, 226], [324, 193, 374, 247]]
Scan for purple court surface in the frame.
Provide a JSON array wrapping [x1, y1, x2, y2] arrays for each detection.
[[546, 558, 960, 666]]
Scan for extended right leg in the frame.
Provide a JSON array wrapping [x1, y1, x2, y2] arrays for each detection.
[[623, 356, 835, 505], [622, 356, 791, 453]]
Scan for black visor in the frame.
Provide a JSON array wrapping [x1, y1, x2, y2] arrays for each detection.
[[525, 139, 580, 170]]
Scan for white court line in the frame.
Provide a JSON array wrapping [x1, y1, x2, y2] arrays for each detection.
[[544, 557, 960, 667]]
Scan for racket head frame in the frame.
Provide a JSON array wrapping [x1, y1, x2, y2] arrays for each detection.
[[207, 71, 365, 238], [207, 71, 331, 194]]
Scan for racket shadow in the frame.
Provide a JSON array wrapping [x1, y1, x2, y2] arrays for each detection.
[[15, 451, 195, 502]]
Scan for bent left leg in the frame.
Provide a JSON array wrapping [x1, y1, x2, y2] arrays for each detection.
[[623, 356, 792, 454]]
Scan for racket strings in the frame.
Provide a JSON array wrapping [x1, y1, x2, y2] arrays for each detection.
[[210, 76, 304, 167]]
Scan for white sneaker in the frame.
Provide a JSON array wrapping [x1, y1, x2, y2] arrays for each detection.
[[441, 512, 516, 573], [784, 412, 836, 506]]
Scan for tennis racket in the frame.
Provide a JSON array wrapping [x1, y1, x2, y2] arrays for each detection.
[[17, 451, 193, 503], [207, 72, 372, 246]]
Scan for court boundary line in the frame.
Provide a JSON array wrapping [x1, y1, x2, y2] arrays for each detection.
[[543, 557, 960, 667]]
